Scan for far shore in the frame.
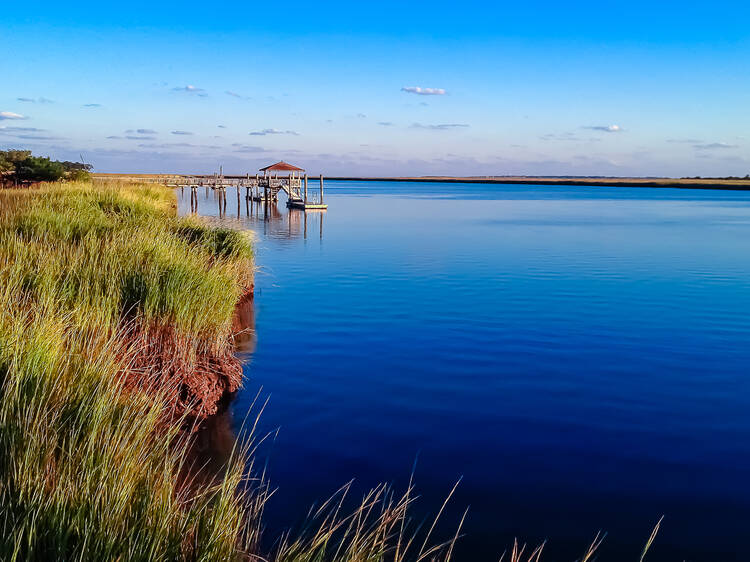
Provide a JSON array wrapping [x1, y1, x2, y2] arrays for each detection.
[[93, 173, 750, 191], [325, 176, 750, 190]]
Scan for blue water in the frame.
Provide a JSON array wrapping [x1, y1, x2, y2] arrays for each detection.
[[179, 181, 750, 561]]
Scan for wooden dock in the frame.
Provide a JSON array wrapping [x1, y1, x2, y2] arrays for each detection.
[[163, 161, 327, 212]]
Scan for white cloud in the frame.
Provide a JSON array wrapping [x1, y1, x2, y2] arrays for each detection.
[[584, 125, 623, 133], [378, 121, 394, 126], [136, 129, 158, 134], [172, 85, 206, 95], [249, 128, 299, 136], [171, 130, 193, 135], [0, 111, 27, 120], [83, 103, 102, 108], [401, 86, 447, 96]]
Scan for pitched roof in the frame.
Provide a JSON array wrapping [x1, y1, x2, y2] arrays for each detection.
[[259, 161, 305, 172]]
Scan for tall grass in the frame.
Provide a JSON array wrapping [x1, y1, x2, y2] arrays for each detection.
[[0, 180, 257, 560], [0, 181, 662, 561]]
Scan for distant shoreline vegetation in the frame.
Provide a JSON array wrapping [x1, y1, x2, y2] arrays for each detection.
[[320, 175, 750, 189], [0, 149, 92, 186]]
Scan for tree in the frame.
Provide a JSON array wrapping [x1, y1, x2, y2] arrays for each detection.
[[14, 155, 66, 182], [0, 150, 31, 174], [0, 150, 92, 184]]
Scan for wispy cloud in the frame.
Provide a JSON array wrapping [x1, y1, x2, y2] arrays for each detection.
[[231, 143, 266, 153], [172, 85, 207, 96], [171, 130, 193, 135], [225, 90, 251, 100], [693, 142, 738, 150], [136, 142, 218, 149], [17, 97, 53, 104], [135, 128, 157, 134], [357, 113, 367, 118], [411, 123, 469, 130], [217, 125, 226, 129], [583, 124, 622, 133], [540, 132, 601, 142], [377, 121, 394, 126], [0, 111, 27, 121], [106, 136, 122, 139], [249, 128, 299, 136], [0, 126, 44, 134], [14, 134, 62, 140], [83, 103, 102, 108], [666, 138, 703, 143], [401, 86, 447, 96], [0, 126, 61, 141]]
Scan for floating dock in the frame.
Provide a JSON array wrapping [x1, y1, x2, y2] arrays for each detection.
[[163, 161, 328, 212]]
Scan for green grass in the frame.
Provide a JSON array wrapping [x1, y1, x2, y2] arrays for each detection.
[[0, 180, 257, 560], [0, 180, 662, 561]]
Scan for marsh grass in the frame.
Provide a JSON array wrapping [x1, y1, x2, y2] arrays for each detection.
[[0, 180, 257, 560], [0, 180, 663, 561]]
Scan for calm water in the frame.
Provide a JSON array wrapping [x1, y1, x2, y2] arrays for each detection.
[[178, 182, 750, 561]]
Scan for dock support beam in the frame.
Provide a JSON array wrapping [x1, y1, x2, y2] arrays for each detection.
[[319, 174, 324, 204]]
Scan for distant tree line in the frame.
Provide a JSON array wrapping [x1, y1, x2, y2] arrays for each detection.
[[0, 150, 92, 186], [682, 174, 750, 180]]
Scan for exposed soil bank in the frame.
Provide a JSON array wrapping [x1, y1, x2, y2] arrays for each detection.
[[121, 285, 255, 421]]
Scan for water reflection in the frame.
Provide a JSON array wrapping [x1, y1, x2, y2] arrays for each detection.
[[177, 186, 325, 241], [181, 259, 258, 490], [177, 181, 750, 561]]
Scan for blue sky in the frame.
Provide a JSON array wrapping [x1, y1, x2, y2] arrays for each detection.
[[2, 0, 749, 176]]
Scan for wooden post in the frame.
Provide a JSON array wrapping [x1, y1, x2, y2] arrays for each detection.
[[304, 174, 308, 203], [319, 174, 324, 204]]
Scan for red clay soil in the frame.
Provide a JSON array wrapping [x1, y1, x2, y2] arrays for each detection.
[[120, 285, 255, 421]]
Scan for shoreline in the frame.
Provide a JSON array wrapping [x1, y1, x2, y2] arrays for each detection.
[[93, 173, 750, 191]]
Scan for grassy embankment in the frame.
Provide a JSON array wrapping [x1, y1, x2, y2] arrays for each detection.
[[0, 180, 259, 560], [0, 180, 467, 561]]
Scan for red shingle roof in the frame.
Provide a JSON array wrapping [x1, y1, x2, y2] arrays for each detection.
[[259, 161, 305, 172]]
